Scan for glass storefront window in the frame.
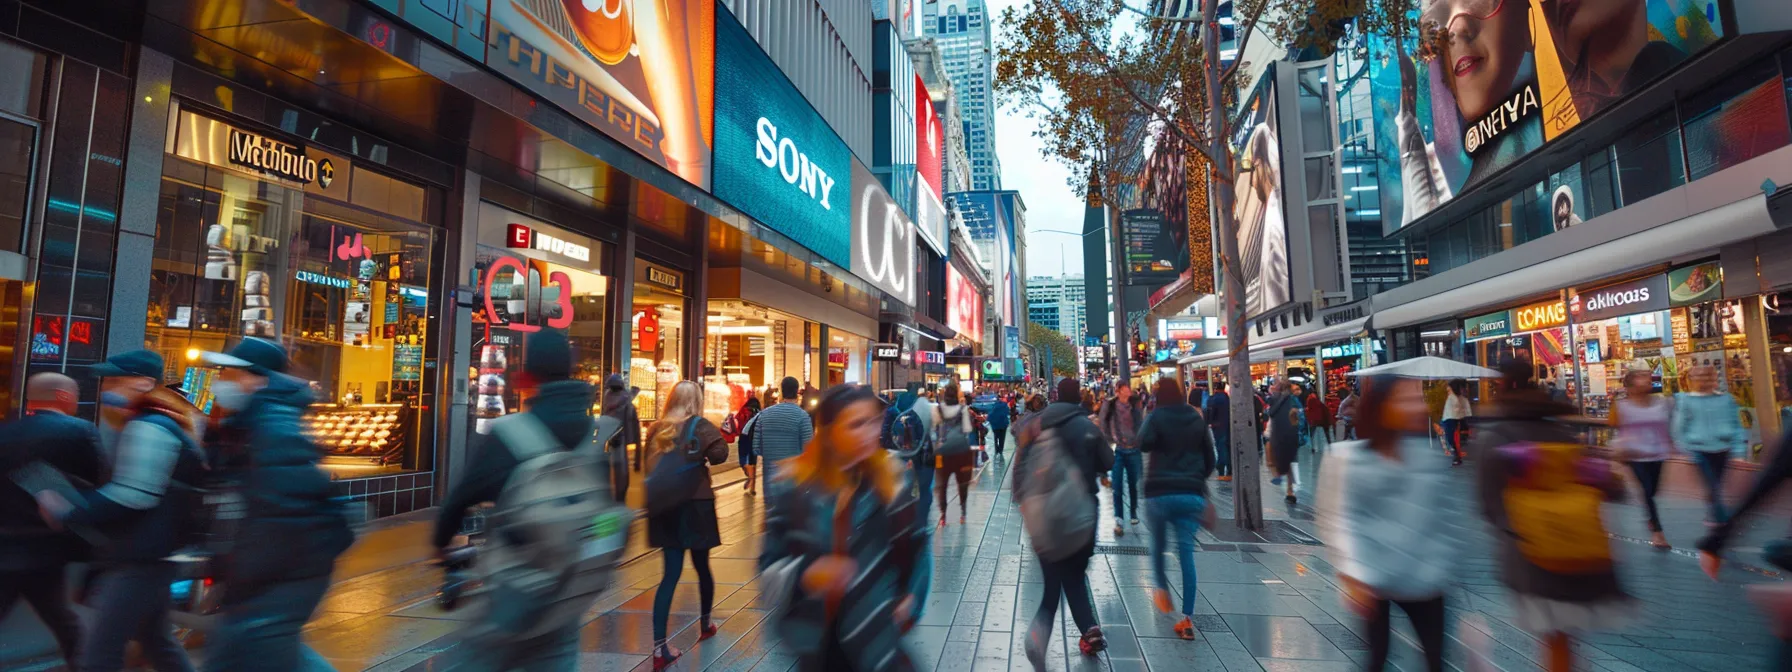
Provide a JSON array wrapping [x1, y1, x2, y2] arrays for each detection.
[[151, 135, 440, 477], [632, 259, 686, 424]]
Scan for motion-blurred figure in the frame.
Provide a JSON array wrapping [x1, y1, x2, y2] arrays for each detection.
[[1136, 378, 1214, 639], [930, 385, 976, 526], [760, 385, 926, 672], [725, 396, 762, 496], [1337, 386, 1359, 440], [1472, 361, 1633, 672], [1013, 378, 1113, 669], [1265, 381, 1301, 503], [978, 392, 1011, 458], [1316, 376, 1459, 672], [1672, 365, 1746, 525], [1697, 428, 1792, 669], [1441, 379, 1472, 466], [1610, 370, 1671, 548], [200, 338, 354, 672], [1305, 389, 1333, 453], [644, 380, 729, 670], [0, 373, 103, 665]]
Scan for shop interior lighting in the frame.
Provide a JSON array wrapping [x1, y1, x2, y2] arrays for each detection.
[[709, 325, 773, 336], [1420, 330, 1454, 338], [185, 348, 200, 361]]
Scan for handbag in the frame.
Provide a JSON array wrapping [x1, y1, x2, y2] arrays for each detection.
[[643, 418, 704, 517]]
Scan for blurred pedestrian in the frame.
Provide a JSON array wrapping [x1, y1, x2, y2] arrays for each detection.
[[1013, 377, 1114, 669], [1472, 360, 1633, 672], [1025, 394, 1047, 415], [756, 377, 815, 503], [1671, 365, 1745, 526], [0, 373, 103, 666], [644, 380, 729, 669], [1099, 382, 1146, 533], [1337, 387, 1359, 440], [1610, 370, 1672, 549], [981, 392, 1012, 457], [726, 396, 763, 496], [200, 338, 355, 672], [601, 373, 641, 499], [1265, 381, 1302, 504], [1696, 430, 1792, 669], [888, 391, 934, 523], [932, 384, 976, 526], [1306, 389, 1334, 453], [1205, 382, 1233, 481], [38, 351, 202, 672], [1136, 378, 1214, 639], [760, 385, 926, 672], [1441, 379, 1471, 466], [1315, 376, 1460, 672]]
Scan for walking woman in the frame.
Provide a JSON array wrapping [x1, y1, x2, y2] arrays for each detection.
[[759, 385, 926, 672], [1441, 379, 1471, 465], [1672, 365, 1745, 525], [1316, 376, 1460, 672], [1265, 381, 1302, 503], [932, 384, 977, 526], [646, 380, 730, 670], [729, 396, 763, 496], [1014, 377, 1114, 668], [1610, 370, 1672, 548], [1136, 378, 1215, 640]]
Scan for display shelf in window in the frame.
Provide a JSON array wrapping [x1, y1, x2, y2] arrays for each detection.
[[307, 403, 412, 466]]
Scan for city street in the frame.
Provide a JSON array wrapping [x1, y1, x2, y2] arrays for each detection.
[[5, 434, 1784, 672]]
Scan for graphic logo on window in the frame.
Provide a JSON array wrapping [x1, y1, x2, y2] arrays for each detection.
[[336, 232, 367, 261], [481, 256, 574, 333]]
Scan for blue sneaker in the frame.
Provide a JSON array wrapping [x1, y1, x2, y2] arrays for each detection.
[[1271, 476, 1283, 486]]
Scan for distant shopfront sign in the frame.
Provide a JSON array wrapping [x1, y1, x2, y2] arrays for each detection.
[[1463, 310, 1512, 342], [1571, 275, 1670, 321], [873, 343, 901, 361], [1513, 299, 1567, 332]]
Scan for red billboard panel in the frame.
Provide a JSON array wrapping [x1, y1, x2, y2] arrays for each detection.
[[916, 75, 943, 200]]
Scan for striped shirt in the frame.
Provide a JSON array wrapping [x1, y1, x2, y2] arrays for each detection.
[[753, 402, 814, 465]]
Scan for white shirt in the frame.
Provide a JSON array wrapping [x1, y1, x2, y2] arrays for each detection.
[[1442, 393, 1471, 421]]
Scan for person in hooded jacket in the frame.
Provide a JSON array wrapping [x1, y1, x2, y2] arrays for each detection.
[[1013, 378, 1115, 667], [1265, 381, 1302, 503], [601, 373, 641, 501], [198, 338, 355, 672], [434, 329, 608, 669], [1136, 378, 1214, 640]]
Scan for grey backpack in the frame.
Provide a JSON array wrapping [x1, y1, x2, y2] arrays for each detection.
[[1017, 428, 1095, 561]]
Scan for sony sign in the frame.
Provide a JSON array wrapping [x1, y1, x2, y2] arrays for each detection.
[[756, 117, 837, 210], [848, 160, 917, 306], [228, 129, 334, 187]]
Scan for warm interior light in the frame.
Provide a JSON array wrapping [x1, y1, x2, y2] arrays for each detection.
[[185, 348, 201, 361]]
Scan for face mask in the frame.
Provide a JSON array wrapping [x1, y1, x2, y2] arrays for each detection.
[[210, 381, 249, 412], [100, 392, 132, 408]]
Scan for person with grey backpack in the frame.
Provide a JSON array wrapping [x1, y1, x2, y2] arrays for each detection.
[[1012, 378, 1114, 670], [932, 385, 977, 526], [433, 330, 632, 671]]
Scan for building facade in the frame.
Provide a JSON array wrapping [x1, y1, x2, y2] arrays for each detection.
[[921, 0, 1000, 191], [1028, 274, 1089, 339]]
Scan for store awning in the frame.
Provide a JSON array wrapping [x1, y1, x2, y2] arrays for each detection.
[[1176, 316, 1368, 367], [1180, 347, 1285, 367]]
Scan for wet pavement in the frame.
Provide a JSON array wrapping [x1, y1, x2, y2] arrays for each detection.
[[4, 434, 1786, 671]]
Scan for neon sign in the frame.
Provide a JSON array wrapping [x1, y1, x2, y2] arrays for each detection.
[[481, 256, 575, 333]]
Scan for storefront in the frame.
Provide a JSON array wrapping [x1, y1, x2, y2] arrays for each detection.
[[1316, 338, 1384, 398], [701, 299, 870, 411], [150, 107, 444, 480], [1462, 297, 1574, 404], [632, 259, 690, 424]]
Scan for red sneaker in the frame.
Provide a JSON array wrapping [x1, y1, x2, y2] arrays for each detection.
[[1078, 627, 1107, 656]]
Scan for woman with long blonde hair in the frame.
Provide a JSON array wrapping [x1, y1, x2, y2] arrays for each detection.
[[760, 385, 926, 671], [645, 380, 729, 670]]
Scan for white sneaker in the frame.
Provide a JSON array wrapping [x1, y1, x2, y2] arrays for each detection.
[[1130, 518, 1140, 526]]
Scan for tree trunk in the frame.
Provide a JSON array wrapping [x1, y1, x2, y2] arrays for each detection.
[[1204, 0, 1261, 531]]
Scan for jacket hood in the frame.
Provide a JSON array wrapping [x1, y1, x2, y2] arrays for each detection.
[[257, 373, 314, 408], [895, 391, 917, 414], [530, 379, 598, 447], [1036, 402, 1090, 429], [599, 377, 633, 416]]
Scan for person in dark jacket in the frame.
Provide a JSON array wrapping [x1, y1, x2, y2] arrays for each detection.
[[199, 337, 354, 672], [601, 373, 641, 500], [434, 329, 606, 669], [977, 394, 1013, 456], [646, 379, 730, 670], [1013, 378, 1115, 668], [1265, 381, 1302, 503], [1136, 378, 1215, 638], [760, 385, 926, 672], [1098, 383, 1147, 533], [1204, 384, 1233, 481], [0, 373, 103, 664], [37, 350, 203, 672]]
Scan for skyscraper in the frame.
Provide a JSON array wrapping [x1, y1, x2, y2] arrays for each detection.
[[922, 0, 1000, 191]]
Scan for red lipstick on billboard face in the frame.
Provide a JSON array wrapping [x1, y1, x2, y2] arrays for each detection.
[[1454, 55, 1482, 77]]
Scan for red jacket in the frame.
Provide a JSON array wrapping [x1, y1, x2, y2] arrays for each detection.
[[1305, 394, 1334, 428]]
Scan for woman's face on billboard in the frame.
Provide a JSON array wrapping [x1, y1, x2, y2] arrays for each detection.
[[1432, 0, 1530, 121], [1544, 0, 1642, 63]]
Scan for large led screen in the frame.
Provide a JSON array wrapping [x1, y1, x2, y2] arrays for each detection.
[[1374, 0, 1725, 233], [488, 0, 715, 189], [915, 75, 948, 254], [947, 265, 984, 344], [1233, 77, 1289, 317], [712, 7, 853, 268], [849, 159, 918, 306]]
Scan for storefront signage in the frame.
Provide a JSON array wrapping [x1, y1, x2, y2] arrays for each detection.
[[1081, 346, 1107, 362], [647, 267, 680, 290], [1463, 310, 1512, 341], [1204, 316, 1226, 339], [1667, 261, 1723, 307], [916, 350, 945, 366], [295, 271, 352, 289], [981, 359, 1004, 377], [228, 129, 334, 187], [505, 223, 591, 263], [914, 75, 947, 255], [1323, 304, 1365, 326], [1463, 82, 1540, 155], [1513, 299, 1568, 332], [1319, 340, 1385, 359], [1160, 318, 1204, 341], [713, 11, 853, 268], [1571, 275, 1670, 322], [480, 256, 574, 333], [873, 343, 901, 361], [848, 160, 917, 306]]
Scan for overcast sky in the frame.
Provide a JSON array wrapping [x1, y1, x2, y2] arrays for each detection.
[[986, 0, 1091, 281]]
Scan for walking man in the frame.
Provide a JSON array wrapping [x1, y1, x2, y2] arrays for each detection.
[[1099, 382, 1146, 534], [752, 377, 814, 504]]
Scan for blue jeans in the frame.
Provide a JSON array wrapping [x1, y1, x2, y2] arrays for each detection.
[[1147, 494, 1204, 616], [1213, 432, 1231, 476], [79, 562, 195, 672], [203, 576, 334, 672], [1693, 451, 1731, 523], [1111, 449, 1143, 520]]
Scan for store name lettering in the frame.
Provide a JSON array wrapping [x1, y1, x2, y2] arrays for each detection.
[[228, 130, 334, 187], [1463, 83, 1539, 155], [1515, 301, 1567, 331], [505, 224, 591, 263], [1467, 317, 1507, 338], [296, 271, 352, 289], [489, 26, 662, 155], [647, 267, 679, 289], [856, 180, 915, 303], [1581, 287, 1651, 313], [754, 118, 835, 210]]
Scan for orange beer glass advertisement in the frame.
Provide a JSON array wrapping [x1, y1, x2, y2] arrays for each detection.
[[489, 0, 716, 189]]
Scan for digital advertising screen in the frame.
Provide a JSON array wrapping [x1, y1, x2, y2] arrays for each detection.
[[1232, 77, 1290, 317], [849, 159, 918, 306], [947, 265, 984, 344]]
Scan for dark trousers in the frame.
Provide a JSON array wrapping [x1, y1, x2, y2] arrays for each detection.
[[1032, 545, 1097, 638], [1365, 595, 1445, 672], [912, 456, 935, 523], [992, 429, 1008, 455], [1440, 419, 1464, 460], [652, 547, 714, 642], [79, 562, 194, 672], [1693, 451, 1731, 523], [1627, 460, 1665, 532], [937, 459, 972, 521], [0, 566, 81, 663], [203, 576, 334, 672], [1213, 432, 1231, 476], [1111, 449, 1142, 520]]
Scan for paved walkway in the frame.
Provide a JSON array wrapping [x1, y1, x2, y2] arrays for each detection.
[[5, 435, 1787, 671]]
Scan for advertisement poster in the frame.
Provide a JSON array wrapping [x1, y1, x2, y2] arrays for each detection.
[[848, 159, 918, 306], [1122, 209, 1178, 285], [1232, 77, 1289, 316], [488, 0, 715, 189], [1370, 0, 1724, 233], [1667, 261, 1723, 306], [344, 301, 372, 346], [712, 9, 853, 268], [947, 265, 984, 344]]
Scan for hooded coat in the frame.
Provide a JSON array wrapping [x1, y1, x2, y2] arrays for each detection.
[[1012, 402, 1114, 502], [433, 379, 602, 548], [601, 373, 641, 499]]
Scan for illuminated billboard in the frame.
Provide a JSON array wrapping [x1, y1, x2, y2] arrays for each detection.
[[947, 265, 984, 344], [1232, 77, 1289, 317]]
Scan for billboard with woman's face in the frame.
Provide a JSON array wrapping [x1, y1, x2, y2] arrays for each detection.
[[1232, 77, 1289, 318], [1373, 0, 1725, 234]]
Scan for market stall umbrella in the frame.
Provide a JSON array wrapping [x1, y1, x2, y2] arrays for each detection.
[[1349, 356, 1501, 380]]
